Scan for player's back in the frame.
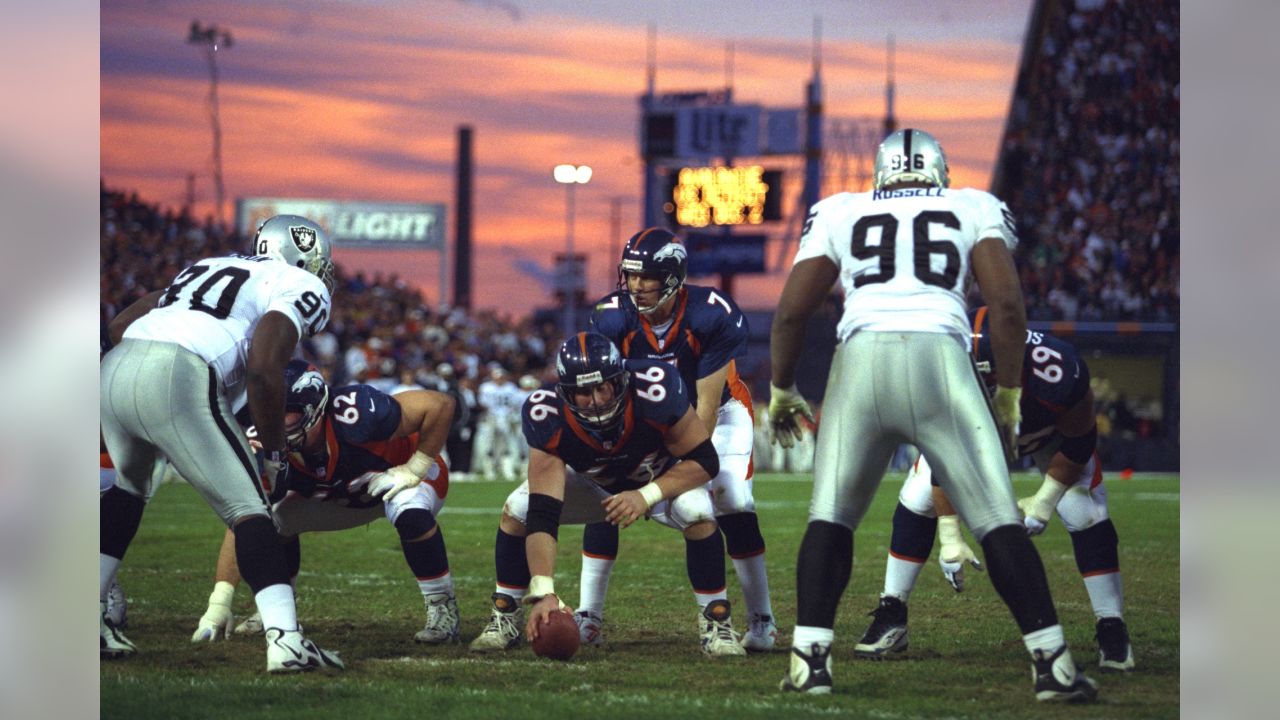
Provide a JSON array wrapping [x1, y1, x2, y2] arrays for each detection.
[[125, 254, 331, 406], [800, 186, 1017, 343], [1017, 330, 1090, 456]]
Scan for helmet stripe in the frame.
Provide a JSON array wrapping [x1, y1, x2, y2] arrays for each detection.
[[578, 331, 589, 358], [903, 128, 914, 163], [971, 305, 988, 360]]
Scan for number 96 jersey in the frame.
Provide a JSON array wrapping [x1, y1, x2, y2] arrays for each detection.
[[521, 359, 691, 493]]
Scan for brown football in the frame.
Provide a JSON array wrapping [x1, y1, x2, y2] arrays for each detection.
[[531, 609, 581, 660]]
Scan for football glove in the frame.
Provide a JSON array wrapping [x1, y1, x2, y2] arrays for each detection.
[[191, 581, 236, 642], [369, 451, 435, 502], [1017, 476, 1069, 536], [991, 385, 1022, 463], [937, 515, 983, 593], [768, 383, 814, 449]]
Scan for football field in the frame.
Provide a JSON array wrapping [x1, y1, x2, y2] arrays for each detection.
[[101, 472, 1179, 719]]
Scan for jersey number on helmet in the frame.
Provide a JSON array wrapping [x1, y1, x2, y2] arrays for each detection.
[[634, 366, 667, 402], [160, 264, 250, 319], [850, 211, 961, 289], [528, 389, 560, 421]]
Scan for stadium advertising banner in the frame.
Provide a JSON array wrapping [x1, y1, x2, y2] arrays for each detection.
[[237, 198, 446, 249]]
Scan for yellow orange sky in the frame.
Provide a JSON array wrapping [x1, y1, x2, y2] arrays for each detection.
[[101, 0, 1030, 314]]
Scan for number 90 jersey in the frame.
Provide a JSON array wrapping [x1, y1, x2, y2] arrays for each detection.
[[521, 359, 691, 493], [1015, 331, 1091, 458], [590, 286, 751, 410], [125, 255, 332, 411], [796, 187, 1017, 345]]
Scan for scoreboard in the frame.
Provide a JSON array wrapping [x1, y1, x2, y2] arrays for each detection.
[[662, 165, 783, 228]]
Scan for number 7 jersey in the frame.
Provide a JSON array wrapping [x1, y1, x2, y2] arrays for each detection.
[[795, 187, 1017, 345], [124, 254, 332, 410]]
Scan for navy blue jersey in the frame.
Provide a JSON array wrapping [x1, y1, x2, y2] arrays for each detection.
[[590, 285, 752, 410], [522, 359, 690, 493], [1015, 331, 1092, 458], [282, 385, 447, 508]]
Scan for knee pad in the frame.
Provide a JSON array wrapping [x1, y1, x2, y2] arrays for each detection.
[[394, 507, 438, 542], [383, 481, 443, 525], [898, 459, 936, 516], [1056, 481, 1110, 532], [502, 484, 530, 525], [667, 488, 716, 529]]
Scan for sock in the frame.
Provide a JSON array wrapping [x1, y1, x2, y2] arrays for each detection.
[[1083, 572, 1124, 619], [233, 516, 292, 593], [580, 521, 619, 615], [283, 536, 301, 579], [883, 556, 926, 604], [796, 520, 853, 628], [981, 524, 1059, 634], [685, 532, 727, 608], [254, 584, 299, 632], [494, 529, 530, 597], [1023, 624, 1067, 656], [100, 554, 122, 602], [718, 512, 773, 618], [884, 502, 936, 602], [793, 625, 835, 650], [406, 529, 454, 597]]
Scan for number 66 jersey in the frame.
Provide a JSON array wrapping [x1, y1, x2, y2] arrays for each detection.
[[796, 186, 1017, 345], [520, 359, 691, 493], [124, 254, 332, 412]]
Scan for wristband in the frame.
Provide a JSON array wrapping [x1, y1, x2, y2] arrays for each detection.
[[638, 483, 664, 509], [524, 575, 556, 605], [403, 450, 434, 478], [209, 580, 236, 607], [938, 515, 965, 546]]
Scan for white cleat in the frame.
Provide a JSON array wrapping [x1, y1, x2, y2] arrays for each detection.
[[699, 600, 746, 657], [106, 581, 128, 628], [468, 593, 522, 652], [740, 612, 778, 652], [265, 627, 345, 673], [235, 611, 265, 635], [780, 643, 833, 694], [575, 610, 604, 647], [415, 593, 461, 644], [101, 602, 137, 659]]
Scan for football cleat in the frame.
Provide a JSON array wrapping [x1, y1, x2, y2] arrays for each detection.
[[779, 642, 833, 694], [468, 593, 523, 652], [699, 600, 746, 657], [1032, 645, 1099, 702], [1096, 617, 1135, 672], [854, 595, 909, 659], [740, 612, 778, 652], [100, 602, 137, 659], [575, 610, 604, 647], [235, 610, 265, 635], [265, 627, 345, 673], [415, 593, 461, 645], [106, 580, 128, 628]]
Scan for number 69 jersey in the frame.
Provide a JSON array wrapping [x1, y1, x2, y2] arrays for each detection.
[[1009, 330, 1092, 459], [521, 359, 691, 493], [124, 255, 332, 410], [796, 187, 1017, 345]]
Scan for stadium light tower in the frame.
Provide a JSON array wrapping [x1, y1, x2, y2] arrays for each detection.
[[554, 164, 592, 339], [187, 20, 233, 227]]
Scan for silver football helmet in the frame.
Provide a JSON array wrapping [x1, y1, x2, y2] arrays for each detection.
[[873, 128, 950, 190], [253, 215, 336, 293]]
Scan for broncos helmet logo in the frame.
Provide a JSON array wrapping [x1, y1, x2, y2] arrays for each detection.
[[653, 242, 686, 264]]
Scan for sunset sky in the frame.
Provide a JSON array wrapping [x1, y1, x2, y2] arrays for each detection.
[[100, 0, 1032, 315]]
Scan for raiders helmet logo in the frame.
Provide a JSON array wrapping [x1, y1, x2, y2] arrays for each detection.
[[653, 242, 686, 263], [289, 225, 318, 252]]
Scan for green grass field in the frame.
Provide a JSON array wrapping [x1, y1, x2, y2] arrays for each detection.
[[101, 472, 1179, 719]]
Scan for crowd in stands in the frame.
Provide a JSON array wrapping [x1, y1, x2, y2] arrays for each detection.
[[996, 0, 1179, 322]]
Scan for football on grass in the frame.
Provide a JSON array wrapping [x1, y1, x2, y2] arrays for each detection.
[[532, 610, 580, 660]]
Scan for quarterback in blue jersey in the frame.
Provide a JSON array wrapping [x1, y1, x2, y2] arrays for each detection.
[[469, 332, 747, 657], [576, 227, 775, 651], [191, 360, 463, 646], [856, 306, 1134, 672]]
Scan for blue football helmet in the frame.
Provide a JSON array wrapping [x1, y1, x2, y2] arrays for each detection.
[[555, 332, 630, 432], [617, 227, 687, 314], [969, 306, 995, 386], [283, 359, 329, 450]]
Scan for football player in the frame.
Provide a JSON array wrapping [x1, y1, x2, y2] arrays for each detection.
[[855, 308, 1133, 672], [468, 332, 745, 657], [575, 227, 775, 651], [101, 215, 344, 672], [191, 360, 460, 645], [769, 129, 1097, 701]]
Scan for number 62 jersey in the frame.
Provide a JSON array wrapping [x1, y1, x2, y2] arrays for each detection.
[[123, 254, 332, 411], [520, 359, 692, 494]]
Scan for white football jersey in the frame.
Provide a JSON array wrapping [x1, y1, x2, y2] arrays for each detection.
[[793, 186, 1017, 345], [125, 255, 332, 409]]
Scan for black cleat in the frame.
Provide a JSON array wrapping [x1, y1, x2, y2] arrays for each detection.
[[854, 595, 908, 659], [1096, 617, 1135, 672], [1033, 645, 1099, 703], [780, 643, 833, 694]]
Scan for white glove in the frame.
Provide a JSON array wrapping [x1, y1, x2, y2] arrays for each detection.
[[937, 515, 983, 593], [191, 581, 235, 642], [991, 385, 1022, 463], [1017, 476, 1068, 536], [768, 383, 815, 449], [369, 451, 435, 502]]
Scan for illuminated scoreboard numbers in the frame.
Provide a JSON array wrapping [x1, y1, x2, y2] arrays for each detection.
[[664, 166, 782, 228]]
